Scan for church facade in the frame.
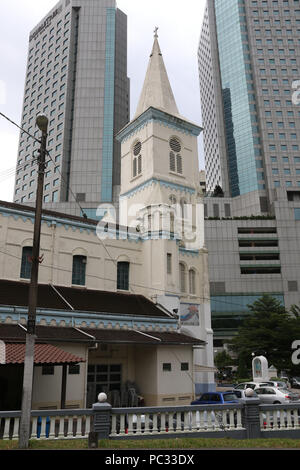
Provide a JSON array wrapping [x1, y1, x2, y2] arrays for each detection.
[[0, 33, 214, 408]]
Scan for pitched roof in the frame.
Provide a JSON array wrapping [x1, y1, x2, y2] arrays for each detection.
[[134, 35, 180, 119], [0, 279, 170, 318], [0, 324, 205, 347], [0, 199, 98, 227], [2, 342, 85, 365]]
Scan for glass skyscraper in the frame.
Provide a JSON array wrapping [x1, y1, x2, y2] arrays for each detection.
[[198, 0, 300, 213], [14, 0, 129, 217]]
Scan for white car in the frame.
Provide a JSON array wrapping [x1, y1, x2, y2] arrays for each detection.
[[266, 380, 288, 389], [234, 381, 270, 391], [255, 386, 300, 404], [231, 388, 259, 400]]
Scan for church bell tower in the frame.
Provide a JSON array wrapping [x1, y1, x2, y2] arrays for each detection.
[[116, 30, 215, 394]]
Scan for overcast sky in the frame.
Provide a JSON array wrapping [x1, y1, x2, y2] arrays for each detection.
[[0, 0, 206, 202]]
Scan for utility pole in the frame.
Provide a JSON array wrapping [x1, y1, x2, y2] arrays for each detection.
[[19, 115, 48, 449]]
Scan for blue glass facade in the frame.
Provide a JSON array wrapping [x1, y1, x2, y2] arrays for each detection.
[[211, 293, 284, 314], [215, 0, 263, 196], [101, 8, 116, 202], [211, 293, 284, 336]]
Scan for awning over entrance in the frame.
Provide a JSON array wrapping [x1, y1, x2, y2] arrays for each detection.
[[0, 341, 85, 366]]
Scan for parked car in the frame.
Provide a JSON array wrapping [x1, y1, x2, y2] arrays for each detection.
[[266, 380, 287, 389], [291, 377, 300, 389], [191, 391, 239, 405], [234, 381, 270, 391], [230, 388, 259, 400], [255, 386, 300, 404]]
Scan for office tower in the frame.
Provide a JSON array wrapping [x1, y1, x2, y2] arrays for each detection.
[[198, 0, 300, 215], [14, 0, 129, 218]]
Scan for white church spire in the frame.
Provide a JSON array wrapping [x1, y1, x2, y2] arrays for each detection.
[[134, 28, 180, 119]]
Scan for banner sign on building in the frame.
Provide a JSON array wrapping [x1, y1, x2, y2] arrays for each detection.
[[180, 303, 199, 326]]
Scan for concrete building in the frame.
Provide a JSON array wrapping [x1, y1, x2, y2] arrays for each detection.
[[13, 0, 129, 217], [198, 0, 300, 215], [203, 178, 300, 350], [0, 32, 215, 408]]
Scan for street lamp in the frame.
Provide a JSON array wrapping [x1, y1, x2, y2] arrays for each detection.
[[19, 115, 48, 449]]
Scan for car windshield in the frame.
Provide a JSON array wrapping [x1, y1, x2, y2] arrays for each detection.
[[234, 384, 244, 389], [223, 393, 238, 401]]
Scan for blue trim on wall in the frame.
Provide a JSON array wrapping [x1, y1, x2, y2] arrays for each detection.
[[101, 8, 116, 202], [0, 305, 177, 330]]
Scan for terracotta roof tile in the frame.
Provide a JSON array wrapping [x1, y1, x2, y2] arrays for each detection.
[[4, 342, 85, 365]]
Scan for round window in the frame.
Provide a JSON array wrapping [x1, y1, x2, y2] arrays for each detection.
[[169, 137, 181, 153], [133, 141, 142, 156]]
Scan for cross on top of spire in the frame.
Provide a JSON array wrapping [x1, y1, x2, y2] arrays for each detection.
[[154, 26, 159, 38]]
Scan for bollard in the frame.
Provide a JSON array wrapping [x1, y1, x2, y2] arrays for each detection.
[[241, 396, 261, 439], [89, 392, 112, 448]]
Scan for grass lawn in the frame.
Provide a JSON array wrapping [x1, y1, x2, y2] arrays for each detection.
[[1, 437, 300, 450]]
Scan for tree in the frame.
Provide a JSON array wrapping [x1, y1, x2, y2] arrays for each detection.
[[214, 350, 235, 381], [228, 295, 300, 377], [213, 185, 224, 198]]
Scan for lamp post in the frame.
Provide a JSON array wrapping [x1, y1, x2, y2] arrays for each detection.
[[19, 115, 48, 449]]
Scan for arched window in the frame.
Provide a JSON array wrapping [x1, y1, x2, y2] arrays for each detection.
[[117, 261, 130, 290], [169, 137, 183, 174], [169, 194, 177, 205], [189, 269, 196, 295], [20, 246, 33, 279], [132, 140, 142, 178], [72, 255, 87, 286], [179, 262, 186, 293], [180, 198, 187, 239]]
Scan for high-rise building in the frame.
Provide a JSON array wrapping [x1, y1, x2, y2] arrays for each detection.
[[198, 1, 300, 349], [14, 0, 129, 218], [198, 0, 300, 215]]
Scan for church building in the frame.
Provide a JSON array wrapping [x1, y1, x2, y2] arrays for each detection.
[[0, 32, 215, 410]]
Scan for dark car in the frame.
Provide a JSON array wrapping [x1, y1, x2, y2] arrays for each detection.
[[291, 377, 300, 389], [191, 391, 239, 405]]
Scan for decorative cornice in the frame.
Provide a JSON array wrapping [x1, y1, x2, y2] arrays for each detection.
[[120, 177, 196, 200], [0, 305, 177, 331], [179, 248, 200, 257], [116, 107, 202, 143], [0, 206, 141, 243]]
